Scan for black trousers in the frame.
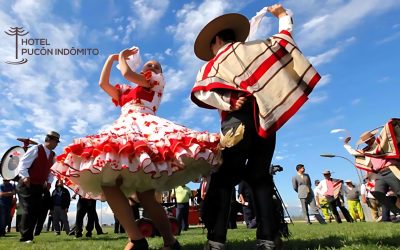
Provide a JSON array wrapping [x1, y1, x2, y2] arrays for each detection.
[[325, 197, 342, 223], [34, 206, 49, 235], [326, 196, 353, 223], [228, 201, 241, 229], [93, 209, 104, 234], [372, 169, 400, 214], [242, 204, 256, 227], [16, 214, 22, 232], [16, 183, 45, 241], [202, 103, 277, 243], [0, 203, 11, 235], [337, 201, 353, 223], [75, 198, 96, 236], [114, 215, 125, 233], [176, 202, 189, 231]]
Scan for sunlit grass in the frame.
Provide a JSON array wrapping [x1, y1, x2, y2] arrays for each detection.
[[1, 222, 399, 249]]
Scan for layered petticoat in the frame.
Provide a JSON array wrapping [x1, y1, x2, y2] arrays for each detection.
[[51, 101, 221, 200]]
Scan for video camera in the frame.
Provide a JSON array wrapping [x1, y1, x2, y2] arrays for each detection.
[[270, 164, 283, 175]]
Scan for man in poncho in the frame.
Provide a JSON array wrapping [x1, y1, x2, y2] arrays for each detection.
[[191, 4, 320, 250]]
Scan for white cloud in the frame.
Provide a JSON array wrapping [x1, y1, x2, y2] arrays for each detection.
[[309, 47, 341, 66], [70, 118, 89, 135], [0, 119, 22, 128], [295, 0, 399, 49], [166, 0, 232, 122], [378, 76, 390, 83], [114, 17, 124, 23], [315, 74, 331, 88], [12, 0, 52, 24], [376, 31, 400, 45], [77, 59, 100, 73], [0, 1, 110, 150], [161, 92, 172, 103], [201, 115, 216, 125], [163, 68, 188, 92], [122, 17, 137, 45], [168, 0, 230, 43], [301, 14, 329, 31], [130, 0, 170, 29], [351, 98, 361, 105], [165, 48, 173, 56], [330, 128, 347, 134], [178, 100, 199, 121], [25, 106, 58, 131], [247, 16, 274, 41], [104, 27, 115, 36], [322, 115, 345, 126], [309, 92, 328, 104], [308, 36, 354, 66], [71, 0, 81, 11]]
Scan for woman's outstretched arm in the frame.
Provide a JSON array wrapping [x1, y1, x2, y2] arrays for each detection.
[[99, 54, 120, 100], [118, 48, 151, 88]]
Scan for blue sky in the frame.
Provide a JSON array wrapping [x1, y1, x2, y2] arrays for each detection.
[[1, 0, 400, 224]]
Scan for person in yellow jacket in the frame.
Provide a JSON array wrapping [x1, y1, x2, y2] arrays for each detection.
[[344, 180, 365, 222], [171, 185, 192, 232]]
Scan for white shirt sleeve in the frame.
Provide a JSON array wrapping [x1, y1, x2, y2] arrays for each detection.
[[360, 184, 366, 195], [317, 181, 327, 196], [47, 155, 56, 184], [313, 187, 319, 198], [18, 145, 39, 178], [247, 8, 294, 40], [344, 144, 363, 156], [193, 91, 232, 111], [278, 15, 293, 33]]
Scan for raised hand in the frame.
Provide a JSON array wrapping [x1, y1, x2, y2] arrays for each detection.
[[120, 47, 138, 60], [344, 136, 351, 144], [267, 4, 287, 18]]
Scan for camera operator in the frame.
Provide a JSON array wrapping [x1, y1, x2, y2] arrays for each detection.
[[270, 164, 283, 175]]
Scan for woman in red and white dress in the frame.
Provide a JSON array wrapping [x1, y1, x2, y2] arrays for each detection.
[[51, 47, 221, 250]]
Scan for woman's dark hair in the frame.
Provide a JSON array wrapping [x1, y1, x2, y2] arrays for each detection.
[[210, 29, 236, 46]]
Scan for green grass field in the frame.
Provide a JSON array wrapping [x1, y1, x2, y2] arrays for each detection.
[[1, 222, 399, 249]]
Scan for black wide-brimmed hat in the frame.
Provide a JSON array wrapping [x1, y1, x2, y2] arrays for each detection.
[[194, 13, 250, 61]]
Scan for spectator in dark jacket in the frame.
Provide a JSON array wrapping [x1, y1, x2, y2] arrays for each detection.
[[51, 180, 70, 235], [0, 179, 15, 236]]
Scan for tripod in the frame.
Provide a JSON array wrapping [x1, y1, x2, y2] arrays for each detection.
[[270, 178, 292, 239], [272, 180, 293, 225]]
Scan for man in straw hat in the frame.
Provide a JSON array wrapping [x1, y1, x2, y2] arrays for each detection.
[[16, 131, 60, 243], [316, 170, 353, 223], [344, 128, 400, 216], [191, 3, 321, 249]]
